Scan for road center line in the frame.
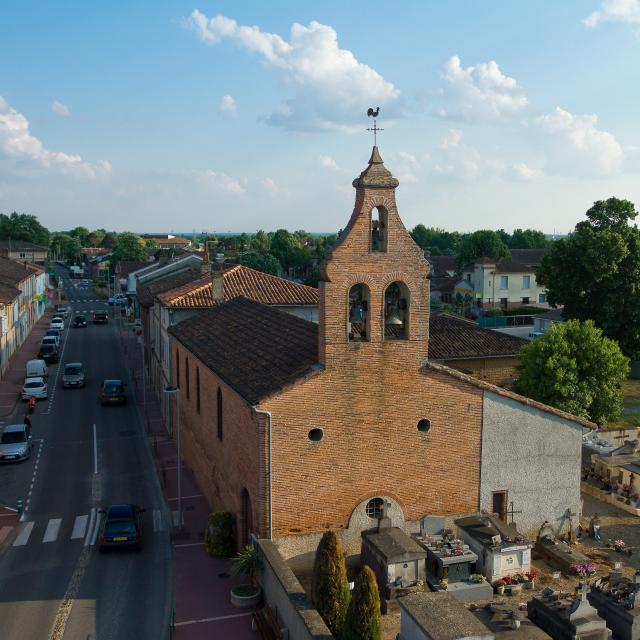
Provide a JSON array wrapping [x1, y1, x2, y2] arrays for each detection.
[[92, 423, 98, 475]]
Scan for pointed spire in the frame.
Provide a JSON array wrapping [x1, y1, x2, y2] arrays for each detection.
[[353, 146, 399, 189]]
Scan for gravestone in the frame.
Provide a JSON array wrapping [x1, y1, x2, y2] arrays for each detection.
[[588, 572, 640, 640]]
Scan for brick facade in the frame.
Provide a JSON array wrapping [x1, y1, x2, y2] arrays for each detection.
[[442, 356, 520, 387]]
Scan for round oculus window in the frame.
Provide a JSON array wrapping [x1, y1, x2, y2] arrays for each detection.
[[417, 419, 431, 433], [308, 428, 324, 442]]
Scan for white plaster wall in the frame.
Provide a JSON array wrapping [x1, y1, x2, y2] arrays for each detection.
[[481, 391, 583, 537]]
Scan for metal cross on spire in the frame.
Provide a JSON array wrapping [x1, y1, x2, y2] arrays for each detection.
[[366, 107, 383, 145]]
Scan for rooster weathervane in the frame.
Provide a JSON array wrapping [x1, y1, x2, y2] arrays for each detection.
[[366, 107, 383, 145]]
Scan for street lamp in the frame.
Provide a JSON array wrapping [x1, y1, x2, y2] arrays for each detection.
[[164, 385, 182, 530]]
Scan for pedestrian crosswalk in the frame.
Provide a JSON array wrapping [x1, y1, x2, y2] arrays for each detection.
[[3, 509, 166, 549]]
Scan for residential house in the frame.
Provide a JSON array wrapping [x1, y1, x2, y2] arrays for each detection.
[[461, 257, 550, 309], [128, 253, 203, 295], [141, 234, 192, 250], [167, 146, 590, 558], [0, 257, 47, 374], [533, 307, 566, 335], [0, 240, 48, 264]]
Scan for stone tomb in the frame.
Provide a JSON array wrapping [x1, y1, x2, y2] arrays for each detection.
[[588, 572, 640, 640], [528, 584, 611, 640], [418, 531, 493, 601], [361, 526, 427, 609], [455, 516, 532, 583], [535, 520, 594, 575]]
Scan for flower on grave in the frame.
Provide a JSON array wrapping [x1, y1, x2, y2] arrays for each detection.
[[614, 539, 626, 549], [493, 579, 505, 588], [470, 573, 486, 583], [525, 570, 538, 582], [623, 484, 631, 492], [502, 575, 513, 585], [438, 579, 448, 590], [511, 573, 525, 584], [572, 563, 596, 578], [452, 548, 463, 556]]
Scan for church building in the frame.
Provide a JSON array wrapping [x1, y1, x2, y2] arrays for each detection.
[[168, 146, 592, 562]]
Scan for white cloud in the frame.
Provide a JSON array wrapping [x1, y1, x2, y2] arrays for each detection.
[[319, 155, 339, 171], [187, 11, 400, 132], [536, 106, 623, 176], [0, 96, 110, 179], [510, 162, 542, 181], [261, 177, 280, 195], [190, 168, 245, 194], [51, 100, 70, 117], [436, 55, 528, 121], [584, 0, 640, 28], [218, 94, 237, 115], [398, 151, 418, 167]]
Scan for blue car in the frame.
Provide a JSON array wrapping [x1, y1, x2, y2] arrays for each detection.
[[98, 504, 145, 552]]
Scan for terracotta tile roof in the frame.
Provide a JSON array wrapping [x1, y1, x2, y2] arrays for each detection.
[[137, 269, 201, 308], [424, 360, 596, 428], [429, 312, 528, 360], [0, 256, 35, 285], [157, 264, 319, 309], [0, 282, 20, 303], [168, 297, 319, 404]]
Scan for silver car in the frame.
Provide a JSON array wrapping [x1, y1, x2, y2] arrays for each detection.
[[63, 363, 85, 388], [0, 424, 32, 462]]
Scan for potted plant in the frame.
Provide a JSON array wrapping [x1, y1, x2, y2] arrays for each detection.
[[494, 579, 505, 595], [524, 569, 537, 589], [470, 574, 486, 584], [230, 544, 262, 609], [438, 578, 448, 591]]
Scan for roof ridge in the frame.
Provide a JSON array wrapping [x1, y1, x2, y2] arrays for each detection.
[[424, 361, 594, 428]]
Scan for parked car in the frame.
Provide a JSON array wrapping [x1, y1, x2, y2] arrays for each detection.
[[108, 294, 128, 306], [93, 311, 108, 324], [38, 343, 59, 363], [26, 359, 48, 379], [41, 336, 59, 349], [0, 424, 32, 462], [50, 318, 65, 332], [45, 328, 61, 341], [100, 379, 126, 405], [98, 504, 145, 552], [22, 376, 48, 400], [73, 314, 88, 328], [63, 363, 85, 388], [55, 305, 70, 317]]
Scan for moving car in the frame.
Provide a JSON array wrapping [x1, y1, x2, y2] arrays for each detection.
[[22, 376, 48, 400], [73, 314, 88, 328], [108, 294, 127, 306], [0, 424, 32, 462], [98, 504, 145, 551], [63, 363, 85, 388], [26, 359, 48, 379], [38, 343, 59, 363], [100, 379, 126, 405], [50, 318, 65, 332], [93, 311, 108, 324]]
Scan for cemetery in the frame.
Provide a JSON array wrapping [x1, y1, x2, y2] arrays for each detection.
[[588, 572, 640, 640]]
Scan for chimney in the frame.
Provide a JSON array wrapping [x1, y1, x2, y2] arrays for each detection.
[[212, 253, 225, 303]]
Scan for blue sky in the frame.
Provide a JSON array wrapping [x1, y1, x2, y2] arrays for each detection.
[[1, 1, 639, 234]]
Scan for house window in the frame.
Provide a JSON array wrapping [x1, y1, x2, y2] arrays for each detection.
[[196, 367, 200, 414], [500, 275, 508, 289], [217, 386, 223, 440], [366, 497, 384, 519], [522, 297, 530, 304], [348, 284, 370, 342], [539, 293, 546, 303], [176, 350, 180, 387], [522, 275, 530, 289], [384, 281, 409, 340], [371, 207, 388, 252], [185, 357, 190, 400], [500, 298, 508, 309], [465, 273, 471, 283]]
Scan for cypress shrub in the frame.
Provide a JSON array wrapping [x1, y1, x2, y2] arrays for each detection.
[[342, 565, 381, 640], [203, 511, 235, 557], [310, 531, 350, 637]]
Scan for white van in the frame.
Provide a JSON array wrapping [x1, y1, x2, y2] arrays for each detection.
[[26, 359, 48, 380]]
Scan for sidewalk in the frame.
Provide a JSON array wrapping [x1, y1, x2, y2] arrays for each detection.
[[119, 325, 256, 640], [0, 309, 56, 418]]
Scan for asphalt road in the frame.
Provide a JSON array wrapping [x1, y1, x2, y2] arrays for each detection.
[[0, 269, 172, 640]]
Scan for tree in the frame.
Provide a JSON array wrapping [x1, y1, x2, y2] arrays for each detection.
[[87, 228, 106, 247], [410, 225, 460, 255], [0, 212, 50, 245], [100, 232, 117, 249], [250, 230, 270, 252], [237, 252, 282, 276], [508, 228, 549, 249], [110, 232, 146, 267], [515, 319, 629, 425], [311, 531, 350, 637], [457, 230, 510, 268], [270, 229, 302, 272], [50, 232, 81, 262], [69, 226, 90, 247], [536, 197, 640, 358], [342, 565, 381, 640]]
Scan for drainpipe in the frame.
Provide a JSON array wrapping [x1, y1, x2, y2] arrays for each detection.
[[252, 406, 273, 539]]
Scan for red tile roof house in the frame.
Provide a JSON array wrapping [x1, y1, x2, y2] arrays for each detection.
[[166, 147, 592, 575], [139, 262, 318, 424]]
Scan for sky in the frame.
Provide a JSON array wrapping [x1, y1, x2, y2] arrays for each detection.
[[1, 1, 640, 235]]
